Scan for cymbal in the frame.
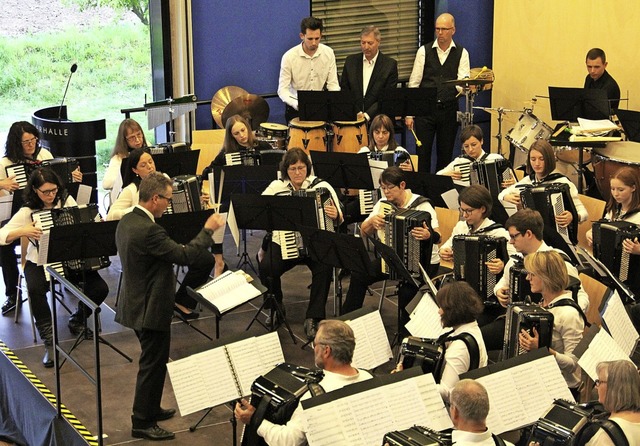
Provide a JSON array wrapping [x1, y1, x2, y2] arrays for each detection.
[[222, 94, 270, 131], [211, 86, 249, 128], [444, 78, 493, 87], [472, 106, 520, 113]]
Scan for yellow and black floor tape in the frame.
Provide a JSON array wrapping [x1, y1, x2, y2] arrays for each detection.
[[0, 340, 100, 445]]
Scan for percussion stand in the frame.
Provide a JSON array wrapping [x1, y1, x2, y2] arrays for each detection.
[[460, 86, 477, 129], [494, 108, 508, 157]]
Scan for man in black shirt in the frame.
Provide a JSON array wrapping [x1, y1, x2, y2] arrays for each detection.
[[584, 47, 620, 111]]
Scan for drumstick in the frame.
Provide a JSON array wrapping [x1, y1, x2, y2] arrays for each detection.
[[410, 128, 422, 147]]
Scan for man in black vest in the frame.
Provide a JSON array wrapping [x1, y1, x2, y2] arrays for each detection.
[[405, 13, 469, 173]]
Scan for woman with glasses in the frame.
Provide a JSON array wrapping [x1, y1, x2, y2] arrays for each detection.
[[0, 168, 108, 367], [102, 119, 148, 194], [258, 148, 343, 340], [0, 121, 82, 316]]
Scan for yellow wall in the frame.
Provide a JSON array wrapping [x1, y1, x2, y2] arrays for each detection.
[[490, 0, 639, 152]]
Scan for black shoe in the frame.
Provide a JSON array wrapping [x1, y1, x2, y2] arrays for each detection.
[[174, 305, 199, 320], [1, 296, 16, 315], [304, 318, 319, 341], [42, 346, 54, 368], [68, 319, 94, 340], [131, 425, 175, 441], [155, 407, 176, 421]]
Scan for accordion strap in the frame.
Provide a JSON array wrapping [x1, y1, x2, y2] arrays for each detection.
[[547, 298, 591, 327], [491, 433, 506, 446], [598, 419, 629, 446], [441, 331, 480, 371], [474, 222, 504, 234]]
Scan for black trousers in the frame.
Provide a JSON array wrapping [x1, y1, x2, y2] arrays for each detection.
[[174, 248, 215, 310], [132, 328, 171, 428], [414, 101, 458, 173], [0, 242, 19, 299], [258, 241, 332, 320]]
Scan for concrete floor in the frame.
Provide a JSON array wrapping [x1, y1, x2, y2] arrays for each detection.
[[0, 228, 401, 445]]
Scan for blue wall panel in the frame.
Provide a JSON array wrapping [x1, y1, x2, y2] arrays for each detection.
[[191, 1, 309, 129]]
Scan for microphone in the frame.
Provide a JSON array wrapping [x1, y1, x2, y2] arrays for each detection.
[[57, 63, 78, 121]]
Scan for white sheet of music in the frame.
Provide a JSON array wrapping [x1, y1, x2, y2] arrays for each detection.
[[75, 184, 92, 206], [304, 373, 451, 446], [346, 310, 393, 370], [196, 270, 261, 314], [406, 292, 443, 338], [577, 328, 634, 381], [369, 159, 387, 187], [441, 188, 459, 210], [212, 212, 227, 244], [0, 195, 12, 222], [476, 354, 573, 434], [37, 231, 51, 265], [601, 290, 640, 356]]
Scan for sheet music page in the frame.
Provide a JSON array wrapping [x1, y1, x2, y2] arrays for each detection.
[[476, 355, 573, 434], [441, 188, 459, 210], [167, 347, 239, 416], [413, 373, 453, 431], [212, 212, 227, 244], [75, 184, 92, 206], [578, 329, 634, 380], [37, 231, 51, 265], [346, 310, 393, 370], [255, 331, 286, 369], [369, 159, 388, 186], [227, 332, 285, 396], [406, 292, 443, 338], [227, 200, 240, 247], [0, 195, 13, 221], [601, 290, 640, 355], [197, 270, 261, 313]]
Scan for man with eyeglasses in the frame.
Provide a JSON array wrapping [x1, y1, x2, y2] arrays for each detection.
[[115, 172, 224, 441], [234, 319, 372, 446], [405, 12, 470, 173], [480, 208, 590, 351], [341, 166, 440, 334]]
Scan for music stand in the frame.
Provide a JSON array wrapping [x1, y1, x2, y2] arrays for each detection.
[[45, 221, 132, 362], [298, 90, 358, 122], [230, 193, 322, 343], [616, 109, 640, 142], [401, 171, 459, 208], [548, 87, 611, 121], [379, 87, 437, 118], [308, 151, 376, 191], [120, 150, 200, 180]]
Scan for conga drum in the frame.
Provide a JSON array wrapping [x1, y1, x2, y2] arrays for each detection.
[[592, 141, 640, 202], [332, 119, 368, 153], [288, 118, 327, 154]]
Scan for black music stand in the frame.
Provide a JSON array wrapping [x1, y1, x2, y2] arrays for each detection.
[[308, 151, 376, 191], [230, 193, 322, 343], [45, 221, 132, 362], [379, 87, 437, 118], [617, 109, 640, 142], [298, 90, 358, 122], [548, 86, 611, 122], [120, 149, 200, 179], [212, 165, 278, 273], [401, 171, 459, 209]]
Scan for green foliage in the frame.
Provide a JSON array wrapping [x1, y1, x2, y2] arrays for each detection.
[[0, 23, 152, 176], [66, 0, 149, 26]]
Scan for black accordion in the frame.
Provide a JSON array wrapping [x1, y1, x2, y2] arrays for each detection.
[[509, 257, 581, 304], [169, 174, 202, 214], [520, 183, 579, 247], [502, 303, 554, 360], [242, 363, 323, 446], [592, 220, 640, 287], [146, 142, 189, 155], [470, 158, 515, 194], [527, 399, 593, 445], [359, 189, 380, 215], [398, 336, 445, 380], [383, 426, 453, 446], [31, 204, 110, 277], [380, 202, 433, 280], [225, 148, 260, 166], [452, 235, 508, 303], [6, 157, 78, 190]]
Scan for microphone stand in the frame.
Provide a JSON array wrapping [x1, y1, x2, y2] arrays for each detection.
[[58, 63, 78, 122]]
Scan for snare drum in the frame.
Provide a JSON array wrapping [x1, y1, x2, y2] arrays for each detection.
[[332, 119, 369, 153], [593, 141, 640, 201], [288, 118, 327, 154], [259, 122, 288, 139], [506, 111, 553, 152], [554, 145, 592, 165]]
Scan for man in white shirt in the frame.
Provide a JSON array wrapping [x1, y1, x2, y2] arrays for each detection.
[[278, 16, 340, 123]]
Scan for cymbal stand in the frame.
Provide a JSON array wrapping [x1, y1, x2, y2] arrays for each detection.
[[494, 108, 507, 156], [459, 86, 477, 129]]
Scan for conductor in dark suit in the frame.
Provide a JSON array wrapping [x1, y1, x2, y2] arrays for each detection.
[[340, 25, 398, 122], [115, 171, 224, 441]]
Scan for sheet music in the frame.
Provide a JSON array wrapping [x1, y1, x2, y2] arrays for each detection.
[[75, 184, 92, 206], [0, 195, 12, 222], [577, 328, 634, 381], [369, 159, 387, 186], [303, 373, 451, 446], [441, 188, 459, 210], [227, 200, 240, 248], [474, 354, 573, 434], [212, 212, 227, 244], [226, 334, 284, 396], [37, 231, 51, 265], [255, 331, 286, 368], [196, 270, 261, 313], [346, 310, 393, 370], [601, 290, 640, 355], [406, 292, 443, 338]]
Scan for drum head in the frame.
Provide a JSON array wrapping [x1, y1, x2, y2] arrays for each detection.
[[289, 118, 326, 129]]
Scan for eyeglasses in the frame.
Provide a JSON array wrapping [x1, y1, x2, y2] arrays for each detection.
[[508, 232, 523, 241], [157, 194, 172, 203], [459, 207, 476, 216], [435, 27, 453, 32], [36, 187, 58, 196], [594, 379, 607, 387], [379, 184, 397, 192], [287, 166, 307, 173], [126, 132, 143, 142], [21, 137, 38, 146]]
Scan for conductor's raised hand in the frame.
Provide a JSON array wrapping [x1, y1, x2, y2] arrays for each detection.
[[205, 213, 225, 231]]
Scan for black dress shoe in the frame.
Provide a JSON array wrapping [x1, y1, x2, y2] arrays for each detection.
[[174, 305, 199, 320], [131, 425, 175, 441], [1, 296, 16, 315], [155, 407, 176, 421]]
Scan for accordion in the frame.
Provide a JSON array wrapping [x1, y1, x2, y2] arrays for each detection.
[[6, 157, 78, 190], [383, 426, 453, 446], [225, 149, 259, 166], [509, 257, 581, 304], [379, 202, 432, 279], [527, 400, 592, 445], [502, 303, 554, 360], [242, 363, 323, 446], [452, 235, 508, 303], [592, 220, 640, 284], [359, 189, 379, 215], [520, 183, 579, 246], [399, 336, 445, 379], [31, 204, 110, 279], [168, 175, 202, 214], [277, 187, 336, 260], [146, 142, 189, 155], [470, 158, 515, 193]]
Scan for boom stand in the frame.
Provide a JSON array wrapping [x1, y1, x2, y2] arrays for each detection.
[[46, 221, 132, 363], [230, 193, 322, 344]]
